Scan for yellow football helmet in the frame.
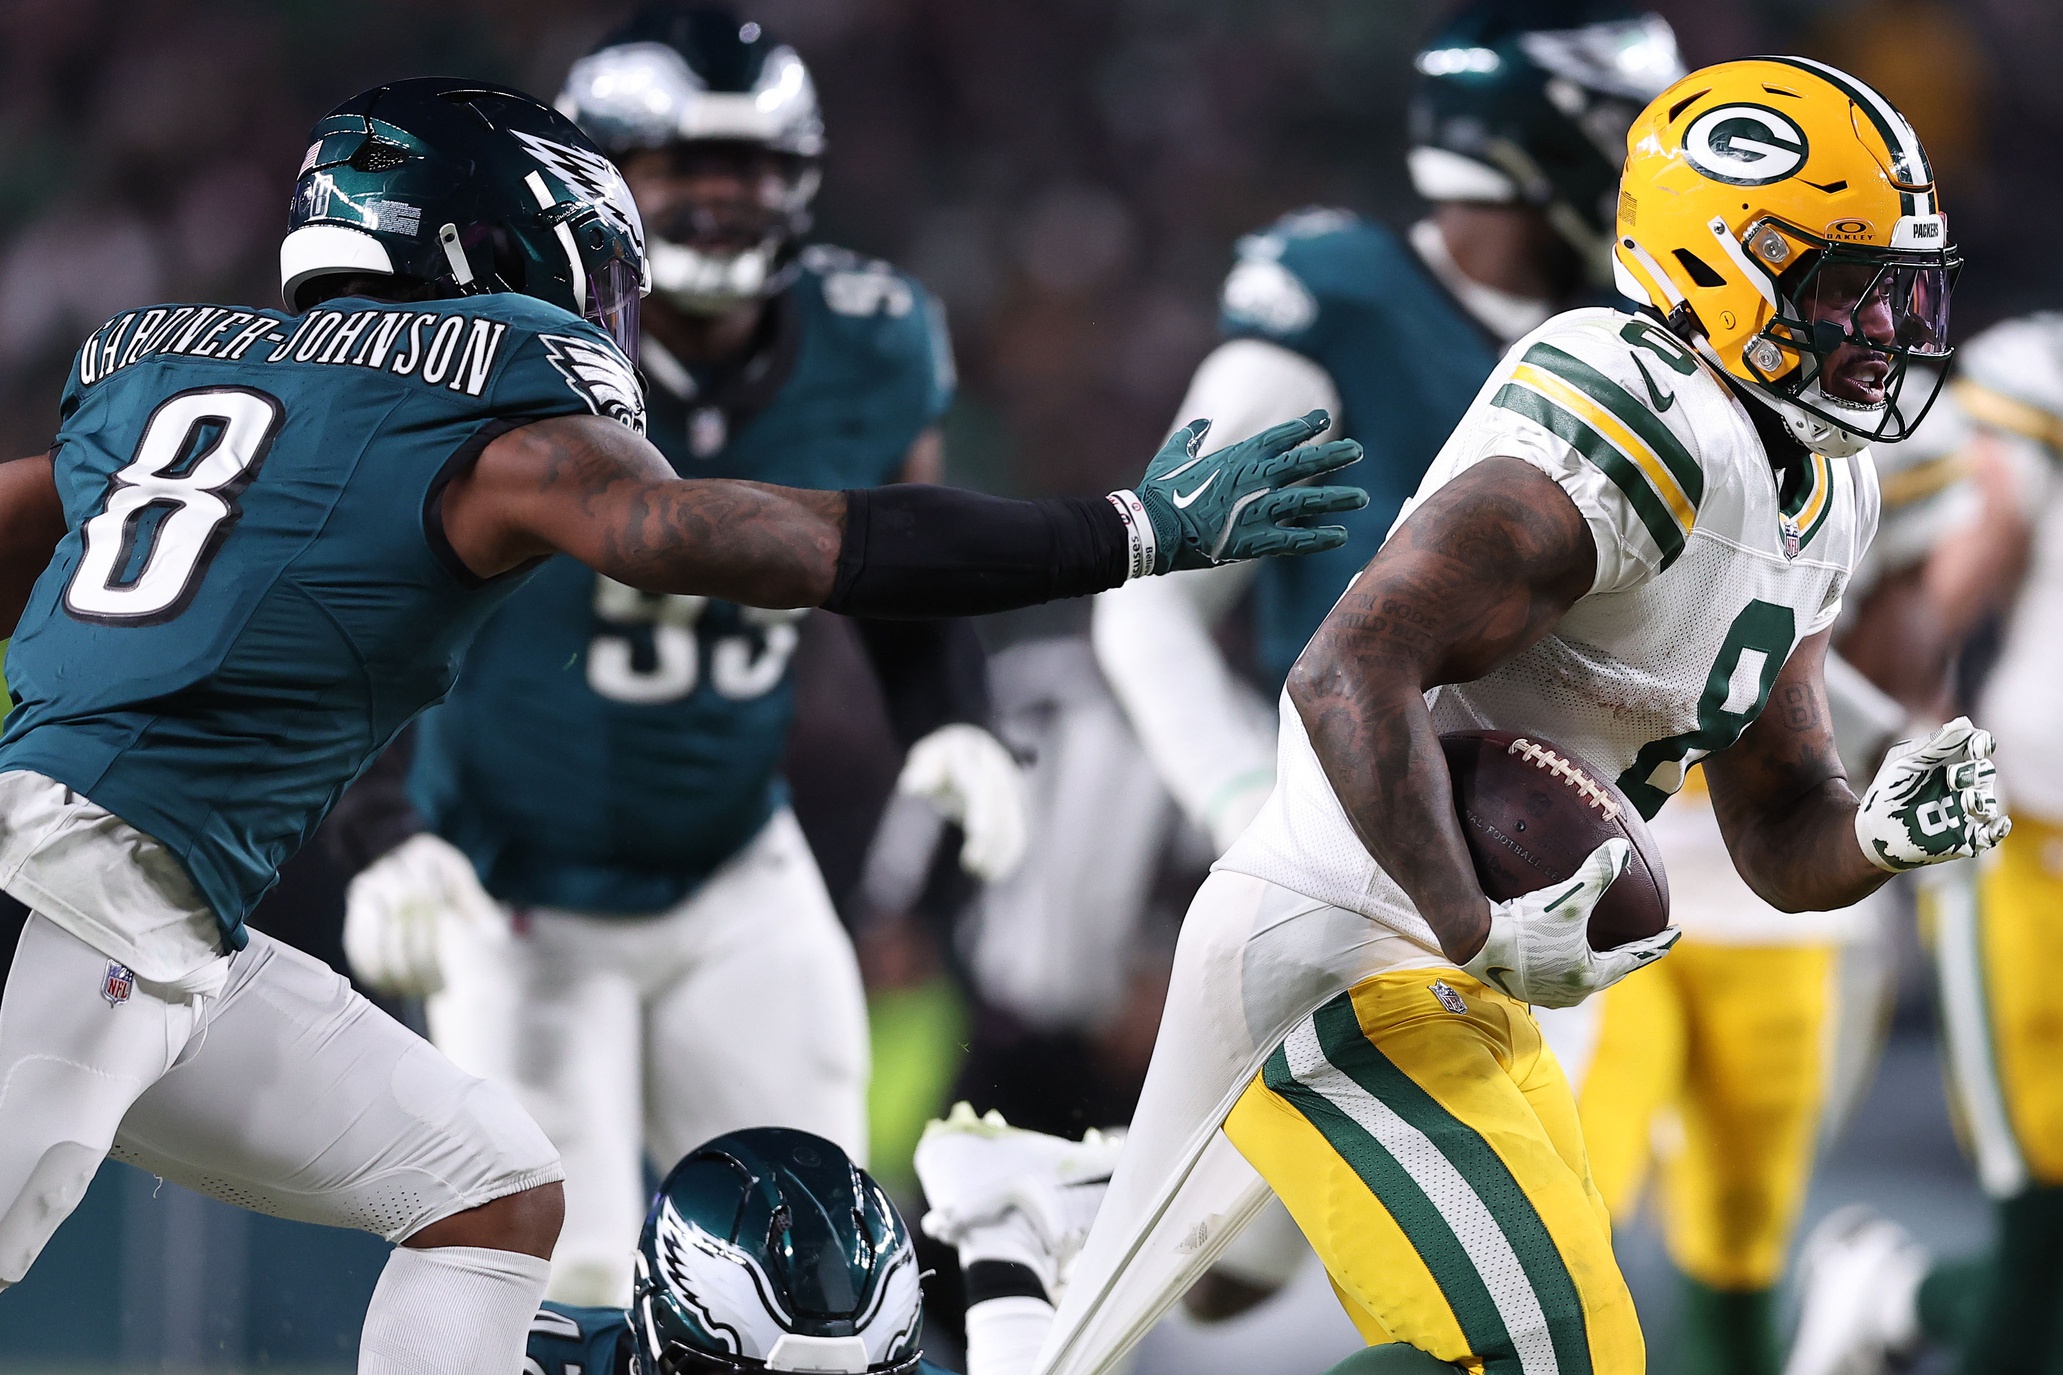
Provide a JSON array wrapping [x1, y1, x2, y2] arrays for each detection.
[[1613, 57, 1958, 456]]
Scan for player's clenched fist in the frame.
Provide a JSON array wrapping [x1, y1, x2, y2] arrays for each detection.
[[1855, 717, 2011, 872], [342, 832, 504, 996]]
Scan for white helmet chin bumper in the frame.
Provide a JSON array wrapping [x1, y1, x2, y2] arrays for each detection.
[[280, 224, 395, 312], [1687, 336, 1879, 458], [1735, 374, 1879, 458], [648, 236, 785, 315]]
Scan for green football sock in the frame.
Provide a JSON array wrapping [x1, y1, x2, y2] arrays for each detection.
[[1675, 1277, 1778, 1375], [1320, 1343, 1466, 1375], [1915, 1255, 1986, 1347], [1953, 1185, 2063, 1375]]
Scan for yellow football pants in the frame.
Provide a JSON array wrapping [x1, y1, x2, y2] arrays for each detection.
[[1227, 971, 1643, 1375], [1568, 940, 1835, 1291], [1934, 815, 2063, 1194]]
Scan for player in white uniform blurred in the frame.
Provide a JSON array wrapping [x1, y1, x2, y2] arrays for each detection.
[[1785, 316, 2063, 1375], [1034, 58, 2007, 1375]]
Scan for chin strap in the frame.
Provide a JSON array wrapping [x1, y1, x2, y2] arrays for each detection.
[[1689, 336, 1875, 458]]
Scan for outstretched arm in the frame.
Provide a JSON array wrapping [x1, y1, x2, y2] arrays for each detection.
[[0, 454, 68, 638], [1286, 457, 1595, 962], [438, 410, 1364, 615], [1702, 629, 1887, 911]]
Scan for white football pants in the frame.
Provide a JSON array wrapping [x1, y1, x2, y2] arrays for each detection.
[[1031, 869, 1431, 1375], [0, 910, 560, 1367], [428, 807, 870, 1307]]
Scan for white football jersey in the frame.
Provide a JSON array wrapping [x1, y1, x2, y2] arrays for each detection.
[[1958, 314, 2063, 823], [1222, 306, 1879, 962], [1655, 372, 1974, 945]]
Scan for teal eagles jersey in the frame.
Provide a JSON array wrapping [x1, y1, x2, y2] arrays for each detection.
[[0, 292, 644, 945], [524, 1302, 958, 1375], [410, 246, 952, 914], [1220, 209, 1501, 687]]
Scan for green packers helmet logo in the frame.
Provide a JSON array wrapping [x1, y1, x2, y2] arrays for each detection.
[[1682, 104, 1809, 186]]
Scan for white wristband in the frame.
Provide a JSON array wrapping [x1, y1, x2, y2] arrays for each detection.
[[1106, 490, 1157, 579]]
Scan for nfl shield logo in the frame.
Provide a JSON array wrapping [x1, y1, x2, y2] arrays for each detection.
[[101, 961, 135, 1006], [1780, 516, 1802, 561]]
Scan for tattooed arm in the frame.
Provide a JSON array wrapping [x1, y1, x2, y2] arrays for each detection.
[[441, 413, 845, 605], [1286, 458, 1596, 963], [1703, 627, 1890, 911]]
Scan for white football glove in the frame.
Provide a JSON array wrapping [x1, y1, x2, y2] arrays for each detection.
[[341, 832, 502, 997], [1855, 717, 2011, 872], [1460, 838, 1680, 1009], [896, 724, 1030, 882]]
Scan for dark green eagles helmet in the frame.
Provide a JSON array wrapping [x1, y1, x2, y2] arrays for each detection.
[[632, 1128, 924, 1375], [1409, 1, 1683, 273], [281, 78, 647, 359], [558, 3, 823, 315]]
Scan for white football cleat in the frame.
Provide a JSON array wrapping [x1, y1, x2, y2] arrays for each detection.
[[914, 1102, 1124, 1277], [1784, 1206, 1928, 1375]]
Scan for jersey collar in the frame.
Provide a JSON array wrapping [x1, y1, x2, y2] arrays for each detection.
[[1408, 219, 1554, 346]]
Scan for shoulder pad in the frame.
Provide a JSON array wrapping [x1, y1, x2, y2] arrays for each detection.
[[1220, 210, 1409, 340], [1495, 307, 1716, 567]]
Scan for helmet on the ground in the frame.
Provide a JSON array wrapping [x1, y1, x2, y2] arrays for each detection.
[[280, 78, 647, 360], [1409, 1, 1684, 274], [1613, 58, 1959, 456], [632, 1128, 924, 1375], [558, 3, 823, 315]]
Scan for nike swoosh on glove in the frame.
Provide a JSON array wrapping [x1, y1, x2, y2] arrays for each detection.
[[1856, 716, 2011, 872], [342, 832, 503, 996], [896, 724, 1030, 881], [1460, 838, 1680, 1009], [1121, 410, 1366, 573]]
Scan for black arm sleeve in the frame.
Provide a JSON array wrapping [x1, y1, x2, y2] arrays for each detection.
[[321, 731, 428, 876], [821, 485, 1130, 619], [854, 617, 991, 748]]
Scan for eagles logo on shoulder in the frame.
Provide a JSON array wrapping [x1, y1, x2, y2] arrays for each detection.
[[541, 333, 647, 435]]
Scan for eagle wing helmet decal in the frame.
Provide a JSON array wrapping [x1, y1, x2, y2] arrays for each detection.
[[649, 1198, 794, 1361], [540, 332, 647, 435]]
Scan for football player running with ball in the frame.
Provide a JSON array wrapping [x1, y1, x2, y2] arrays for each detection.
[[339, 4, 1026, 1309], [1091, 0, 1684, 1313], [0, 80, 1361, 1375], [1036, 58, 2007, 1375]]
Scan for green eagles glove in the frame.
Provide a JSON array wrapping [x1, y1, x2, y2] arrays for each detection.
[[1855, 716, 2011, 871], [1106, 410, 1366, 575]]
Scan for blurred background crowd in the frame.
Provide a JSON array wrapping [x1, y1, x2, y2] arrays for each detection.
[[1, 0, 2061, 1369]]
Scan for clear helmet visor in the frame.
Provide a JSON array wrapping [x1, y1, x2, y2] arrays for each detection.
[[587, 255, 644, 363], [1801, 254, 1957, 360]]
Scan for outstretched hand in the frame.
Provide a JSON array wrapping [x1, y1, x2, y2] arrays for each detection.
[[1856, 717, 2010, 871], [1126, 410, 1365, 573]]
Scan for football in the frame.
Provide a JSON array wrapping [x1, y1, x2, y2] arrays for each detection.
[[1441, 730, 1670, 951]]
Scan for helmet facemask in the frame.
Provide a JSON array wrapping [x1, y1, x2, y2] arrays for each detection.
[[559, 25, 824, 318], [625, 141, 819, 316], [1732, 224, 1960, 451]]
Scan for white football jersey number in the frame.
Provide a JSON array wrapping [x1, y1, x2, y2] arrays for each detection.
[[65, 386, 283, 623], [586, 575, 805, 704]]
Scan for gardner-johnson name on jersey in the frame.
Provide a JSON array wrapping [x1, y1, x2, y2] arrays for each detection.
[[77, 304, 514, 399]]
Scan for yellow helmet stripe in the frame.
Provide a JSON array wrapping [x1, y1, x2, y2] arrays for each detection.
[[1495, 375, 1689, 567]]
